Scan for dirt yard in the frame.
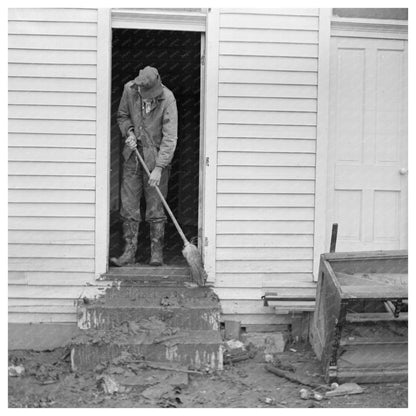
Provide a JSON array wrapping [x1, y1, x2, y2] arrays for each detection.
[[8, 342, 407, 408]]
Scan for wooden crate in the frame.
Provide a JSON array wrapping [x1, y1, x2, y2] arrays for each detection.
[[310, 250, 408, 383]]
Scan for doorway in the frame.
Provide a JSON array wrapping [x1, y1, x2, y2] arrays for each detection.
[[109, 29, 202, 266]]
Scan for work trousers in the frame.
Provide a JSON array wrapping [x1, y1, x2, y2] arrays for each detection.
[[120, 151, 170, 223]]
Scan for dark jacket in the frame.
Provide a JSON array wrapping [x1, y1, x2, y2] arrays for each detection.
[[117, 80, 178, 170]]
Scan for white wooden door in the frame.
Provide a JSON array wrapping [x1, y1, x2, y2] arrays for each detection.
[[327, 36, 408, 251]]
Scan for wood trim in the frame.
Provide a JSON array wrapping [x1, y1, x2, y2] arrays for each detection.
[[95, 8, 111, 277], [331, 16, 408, 39], [313, 8, 331, 281], [202, 9, 220, 283], [111, 9, 206, 32]]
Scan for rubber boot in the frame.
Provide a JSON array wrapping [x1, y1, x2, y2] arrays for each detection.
[[110, 220, 139, 267], [149, 221, 165, 266]]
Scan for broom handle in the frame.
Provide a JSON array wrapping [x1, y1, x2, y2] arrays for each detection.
[[134, 148, 189, 246]]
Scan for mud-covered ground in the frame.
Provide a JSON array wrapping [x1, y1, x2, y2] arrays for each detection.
[[8, 344, 407, 408]]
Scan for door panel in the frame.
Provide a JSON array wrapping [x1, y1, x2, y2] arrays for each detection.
[[327, 36, 407, 251]]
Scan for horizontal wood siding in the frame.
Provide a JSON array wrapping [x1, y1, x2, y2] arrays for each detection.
[[215, 9, 319, 325], [8, 8, 98, 324]]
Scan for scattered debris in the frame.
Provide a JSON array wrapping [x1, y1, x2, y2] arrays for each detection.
[[265, 364, 329, 390], [330, 382, 339, 390], [97, 374, 120, 395], [225, 339, 245, 350], [299, 388, 311, 400], [290, 348, 297, 353], [183, 282, 198, 289], [325, 383, 364, 398], [313, 392, 324, 401], [8, 365, 25, 377]]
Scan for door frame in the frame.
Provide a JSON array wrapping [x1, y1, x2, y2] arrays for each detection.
[[94, 8, 219, 283], [312, 12, 408, 280]]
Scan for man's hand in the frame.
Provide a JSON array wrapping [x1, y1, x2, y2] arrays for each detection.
[[125, 133, 137, 150], [148, 166, 162, 187]]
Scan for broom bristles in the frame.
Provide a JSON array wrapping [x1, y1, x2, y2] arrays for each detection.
[[182, 243, 207, 286]]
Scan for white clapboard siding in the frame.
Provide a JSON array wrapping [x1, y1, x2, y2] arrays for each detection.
[[9, 203, 95, 217], [8, 49, 97, 65], [216, 9, 319, 324], [8, 20, 97, 36], [8, 8, 98, 324], [9, 91, 96, 107], [8, 64, 97, 79], [218, 97, 317, 112], [9, 147, 95, 162], [218, 166, 315, 180], [9, 134, 96, 149], [9, 230, 95, 245], [9, 271, 96, 286]]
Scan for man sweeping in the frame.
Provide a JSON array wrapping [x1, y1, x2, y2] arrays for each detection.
[[111, 66, 178, 267]]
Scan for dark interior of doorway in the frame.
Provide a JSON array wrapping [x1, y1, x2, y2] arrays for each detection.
[[109, 29, 201, 266]]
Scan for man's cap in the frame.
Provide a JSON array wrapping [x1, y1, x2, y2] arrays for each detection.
[[134, 66, 163, 99]]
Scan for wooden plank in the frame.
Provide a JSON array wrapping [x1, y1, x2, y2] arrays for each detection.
[[9, 147, 95, 162], [219, 83, 317, 99], [8, 91, 96, 106], [346, 312, 408, 323], [216, 220, 314, 234], [218, 138, 315, 153], [220, 300, 314, 318], [222, 314, 291, 325], [217, 179, 314, 194], [219, 69, 317, 86], [8, 284, 106, 299], [8, 34, 97, 50], [8, 258, 95, 272], [216, 273, 315, 287], [220, 28, 318, 43], [218, 152, 315, 166], [216, 260, 313, 273], [8, 49, 97, 65], [9, 189, 95, 204], [8, 20, 97, 36], [9, 63, 96, 79], [220, 42, 318, 58], [218, 166, 315, 180], [8, 77, 96, 93], [218, 124, 316, 139], [9, 230, 94, 245], [8, 312, 78, 324], [9, 244, 94, 259], [8, 8, 98, 22], [218, 96, 316, 112], [221, 9, 319, 16], [217, 234, 313, 247], [217, 193, 314, 207], [8, 119, 96, 135], [9, 271, 95, 286], [9, 134, 95, 149], [9, 298, 79, 307], [217, 247, 313, 260], [9, 305, 76, 313], [95, 8, 111, 277], [8, 203, 95, 217], [8, 175, 95, 190], [220, 300, 281, 315], [220, 55, 317, 72], [219, 14, 319, 31], [8, 216, 94, 231], [217, 207, 314, 221], [218, 110, 316, 125]]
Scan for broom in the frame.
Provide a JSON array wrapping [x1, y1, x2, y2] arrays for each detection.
[[134, 148, 207, 286]]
